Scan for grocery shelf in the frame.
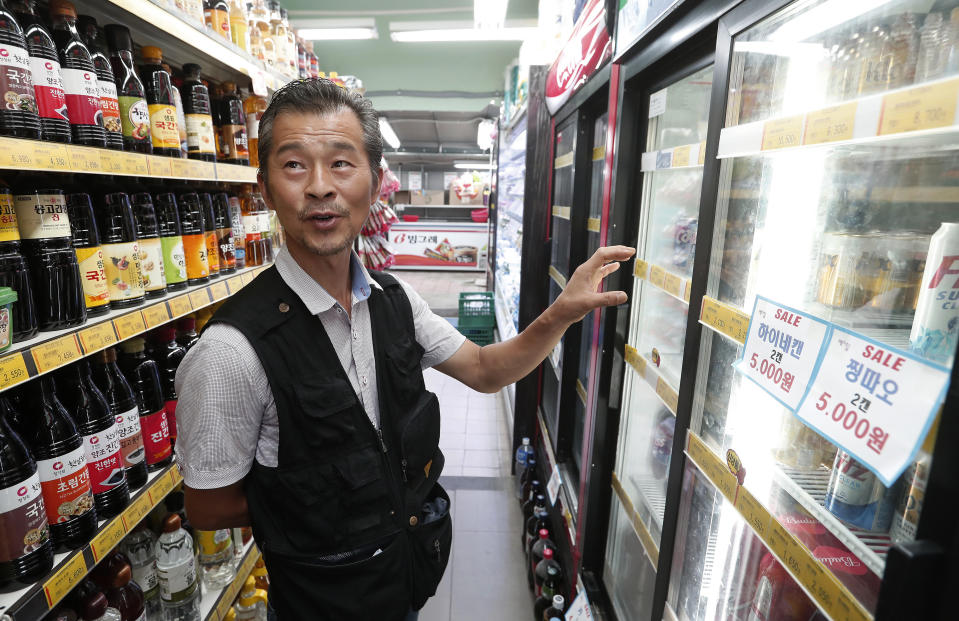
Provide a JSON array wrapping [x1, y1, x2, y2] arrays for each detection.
[[640, 141, 706, 172], [575, 378, 587, 407], [854, 186, 959, 204], [0, 137, 257, 183], [633, 259, 691, 305], [624, 345, 679, 416], [717, 76, 959, 160], [698, 296, 750, 345], [611, 472, 659, 569], [548, 266, 567, 290], [0, 265, 270, 393], [552, 205, 571, 220], [0, 463, 182, 621], [198, 540, 262, 621]]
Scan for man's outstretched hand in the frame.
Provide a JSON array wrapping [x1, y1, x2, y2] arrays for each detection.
[[553, 245, 636, 325]]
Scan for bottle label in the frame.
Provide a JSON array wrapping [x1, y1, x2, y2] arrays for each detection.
[[131, 559, 158, 592], [160, 235, 187, 284], [0, 192, 20, 243], [98, 80, 122, 135], [82, 424, 124, 494], [141, 408, 172, 465], [158, 553, 197, 601], [76, 246, 111, 309], [115, 406, 145, 468], [220, 123, 249, 159], [61, 68, 102, 126], [231, 20, 248, 50], [182, 233, 209, 280], [13, 193, 71, 239], [102, 240, 146, 301], [204, 8, 231, 38], [165, 399, 178, 442], [205, 231, 220, 272], [217, 227, 235, 268], [37, 445, 95, 524], [0, 44, 37, 116], [196, 529, 232, 558], [242, 213, 270, 236], [119, 96, 151, 142], [0, 307, 9, 350], [148, 103, 180, 149], [138, 237, 167, 292], [185, 113, 216, 154], [230, 198, 245, 263], [0, 473, 49, 563], [28, 56, 68, 121], [246, 115, 259, 140]]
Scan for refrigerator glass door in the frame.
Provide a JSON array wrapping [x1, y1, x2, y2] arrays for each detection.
[[495, 116, 528, 341]]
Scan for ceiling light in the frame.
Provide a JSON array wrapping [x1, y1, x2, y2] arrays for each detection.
[[475, 0, 508, 30], [391, 27, 538, 42], [298, 27, 378, 40], [379, 117, 400, 149], [454, 162, 493, 170]]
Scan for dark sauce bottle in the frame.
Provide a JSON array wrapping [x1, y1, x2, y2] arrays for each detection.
[[176, 191, 209, 285], [104, 25, 151, 153], [119, 337, 172, 471], [181, 63, 215, 162], [0, 178, 38, 341], [140, 45, 180, 158], [76, 15, 122, 150], [0, 0, 40, 139], [150, 326, 184, 447], [130, 193, 167, 299], [65, 188, 110, 316], [48, 0, 105, 147], [154, 192, 186, 291], [213, 192, 235, 274], [92, 348, 147, 491], [97, 192, 145, 309], [199, 191, 219, 279]]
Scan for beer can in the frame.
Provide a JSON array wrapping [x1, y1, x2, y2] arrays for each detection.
[[910, 222, 959, 364], [889, 453, 930, 543], [824, 451, 899, 532]]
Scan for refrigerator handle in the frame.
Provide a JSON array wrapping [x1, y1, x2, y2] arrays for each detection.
[[875, 540, 944, 621]]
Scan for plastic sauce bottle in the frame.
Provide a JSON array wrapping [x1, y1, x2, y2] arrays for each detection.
[[156, 513, 201, 620], [121, 525, 160, 618], [243, 89, 266, 167], [239, 184, 268, 266], [213, 192, 236, 273], [160, 61, 187, 157], [0, 0, 40, 139], [234, 575, 267, 620], [104, 25, 151, 153], [105, 563, 145, 621], [217, 81, 248, 165], [91, 347, 147, 491], [140, 46, 180, 158], [228, 192, 245, 269], [175, 316, 199, 350], [11, 0, 70, 142], [98, 192, 145, 309], [228, 0, 249, 52], [196, 528, 236, 589], [56, 360, 129, 518], [130, 193, 168, 298], [176, 192, 209, 285], [118, 337, 172, 471], [199, 192, 220, 278], [0, 181, 38, 341], [153, 192, 186, 291], [65, 190, 110, 316], [267, 2, 286, 72], [181, 64, 216, 161], [48, 0, 105, 147], [150, 326, 185, 445], [204, 0, 231, 41], [81, 591, 121, 621], [76, 16, 122, 150], [280, 8, 295, 77], [26, 376, 97, 551]]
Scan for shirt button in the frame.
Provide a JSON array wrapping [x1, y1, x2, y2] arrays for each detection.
[[352, 330, 358, 340], [409, 516, 418, 527], [362, 376, 368, 386]]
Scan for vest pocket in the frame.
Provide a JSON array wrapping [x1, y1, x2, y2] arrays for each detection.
[[408, 482, 452, 611], [397, 391, 441, 487], [293, 377, 359, 448], [384, 336, 427, 403]]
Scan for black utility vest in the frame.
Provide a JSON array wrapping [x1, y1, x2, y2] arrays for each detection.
[[209, 266, 451, 620]]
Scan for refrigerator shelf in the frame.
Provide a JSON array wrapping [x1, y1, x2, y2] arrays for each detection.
[[640, 141, 707, 172], [549, 266, 568, 289], [552, 205, 572, 220], [555, 151, 575, 169], [624, 345, 680, 415], [699, 296, 751, 345], [576, 378, 588, 407], [611, 472, 660, 569], [634, 259, 692, 304]]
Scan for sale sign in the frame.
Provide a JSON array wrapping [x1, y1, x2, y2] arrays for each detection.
[[795, 326, 950, 485], [735, 297, 830, 410]]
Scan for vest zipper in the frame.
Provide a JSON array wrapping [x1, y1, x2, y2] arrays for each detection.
[[401, 458, 408, 483], [376, 428, 388, 453], [433, 538, 441, 563]]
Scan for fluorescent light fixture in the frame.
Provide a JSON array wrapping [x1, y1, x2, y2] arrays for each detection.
[[475, 0, 508, 30], [768, 0, 894, 42], [391, 27, 538, 42], [297, 27, 378, 40], [378, 117, 400, 149], [454, 162, 493, 170]]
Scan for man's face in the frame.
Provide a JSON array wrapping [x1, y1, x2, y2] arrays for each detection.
[[259, 108, 381, 259]]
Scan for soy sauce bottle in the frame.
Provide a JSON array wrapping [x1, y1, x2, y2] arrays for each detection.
[[213, 192, 235, 274], [217, 81, 248, 165], [10, 0, 70, 142], [130, 193, 167, 298], [76, 15, 122, 150], [12, 184, 86, 330], [48, 0, 105, 147], [65, 189, 110, 316], [97, 192, 145, 309], [57, 360, 129, 518], [25, 376, 97, 551], [92, 348, 147, 491], [0, 0, 40, 138], [176, 192, 209, 285], [199, 192, 220, 279], [181, 63, 215, 161], [104, 24, 151, 153], [0, 180, 38, 341], [154, 192, 186, 291], [0, 406, 53, 588], [150, 326, 184, 446], [140, 46, 180, 158], [118, 337, 172, 471]]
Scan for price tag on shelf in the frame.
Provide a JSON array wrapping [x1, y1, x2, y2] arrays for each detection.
[[587, 217, 601, 233], [122, 493, 153, 531], [90, 518, 127, 562], [122, 153, 149, 176], [170, 158, 193, 179], [32, 334, 82, 374], [0, 352, 29, 390], [194, 160, 216, 179], [0, 137, 34, 167], [227, 275, 244, 294], [148, 156, 173, 177], [546, 464, 562, 506], [761, 114, 804, 151], [698, 141, 707, 166], [241, 270, 255, 285], [804, 102, 857, 145], [624, 344, 647, 378], [114, 312, 146, 340], [879, 77, 959, 136], [794, 325, 950, 485], [210, 281, 229, 300], [148, 470, 176, 504], [575, 379, 587, 405], [684, 282, 691, 303], [655, 377, 679, 413], [592, 146, 605, 161], [99, 150, 125, 174], [190, 288, 211, 308], [68, 145, 101, 172], [663, 271, 684, 299], [701, 297, 750, 344], [78, 322, 118, 353], [565, 589, 594, 621], [734, 489, 770, 540], [168, 294, 193, 317], [34, 143, 70, 170], [647, 264, 666, 289], [672, 144, 691, 168], [633, 258, 649, 280], [142, 303, 171, 328], [735, 297, 830, 411], [44, 553, 88, 607], [251, 68, 268, 97]]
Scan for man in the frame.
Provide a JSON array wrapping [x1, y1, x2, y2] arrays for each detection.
[[175, 78, 634, 621]]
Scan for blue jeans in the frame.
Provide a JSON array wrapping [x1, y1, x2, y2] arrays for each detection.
[[266, 601, 417, 620]]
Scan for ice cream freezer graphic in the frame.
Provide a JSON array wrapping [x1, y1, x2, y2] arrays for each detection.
[[387, 222, 488, 271]]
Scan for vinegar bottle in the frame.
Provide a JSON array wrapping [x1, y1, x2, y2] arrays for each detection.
[[130, 193, 168, 298], [0, 0, 40, 139], [10, 0, 70, 142], [140, 46, 180, 158], [177, 191, 209, 285], [97, 192, 145, 309], [239, 184, 268, 266], [0, 180, 39, 341], [105, 563, 146, 621], [65, 190, 110, 316], [104, 24, 151, 153], [155, 513, 201, 620], [118, 337, 172, 471], [76, 16, 122, 150], [153, 192, 187, 291], [213, 192, 235, 273], [181, 64, 216, 162], [25, 376, 97, 550], [243, 89, 266, 167], [217, 81, 248, 165], [48, 0, 105, 147], [91, 347, 147, 491], [199, 192, 220, 278], [121, 525, 160, 618]]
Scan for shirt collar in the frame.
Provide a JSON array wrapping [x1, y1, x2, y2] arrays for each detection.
[[274, 247, 381, 316]]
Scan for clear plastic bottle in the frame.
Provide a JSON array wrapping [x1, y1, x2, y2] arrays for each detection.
[[916, 12, 944, 83], [196, 528, 236, 590], [280, 8, 295, 77], [944, 9, 959, 75], [228, 0, 248, 51], [155, 513, 201, 621], [246, 3, 263, 62], [886, 13, 919, 90], [121, 525, 161, 619], [233, 576, 267, 620], [81, 592, 122, 621], [182, 0, 205, 26], [514, 437, 533, 499], [242, 89, 266, 167]]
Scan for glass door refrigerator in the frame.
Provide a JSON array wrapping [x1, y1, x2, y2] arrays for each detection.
[[494, 113, 527, 345], [666, 0, 959, 620], [603, 62, 715, 621]]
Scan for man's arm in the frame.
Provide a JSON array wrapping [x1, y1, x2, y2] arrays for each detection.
[[435, 245, 635, 393], [184, 481, 250, 530]]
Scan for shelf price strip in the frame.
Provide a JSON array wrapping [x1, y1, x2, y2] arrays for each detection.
[[879, 77, 959, 136], [610, 472, 659, 568], [700, 296, 750, 344], [114, 312, 147, 340], [43, 553, 88, 608], [549, 266, 567, 290], [0, 352, 30, 390], [78, 322, 118, 353], [633, 260, 690, 304], [575, 379, 588, 406], [624, 344, 647, 377], [32, 334, 82, 374]]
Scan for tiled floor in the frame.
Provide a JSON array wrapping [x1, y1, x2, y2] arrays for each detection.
[[392, 269, 487, 316]]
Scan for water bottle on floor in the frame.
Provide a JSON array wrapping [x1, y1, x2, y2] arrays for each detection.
[[514, 437, 534, 499]]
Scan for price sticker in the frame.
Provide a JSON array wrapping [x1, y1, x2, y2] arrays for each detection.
[[575, 379, 588, 406], [78, 322, 118, 353], [552, 205, 571, 220], [766, 519, 793, 561], [701, 297, 750, 344], [592, 146, 605, 162], [122, 493, 153, 531], [90, 518, 127, 562], [210, 281, 229, 300], [99, 150, 125, 174], [587, 217, 601, 233], [149, 470, 177, 504], [663, 271, 684, 299], [647, 264, 666, 289], [554, 151, 574, 169], [546, 464, 562, 506], [761, 114, 805, 151], [880, 77, 959, 136], [735, 489, 769, 540], [34, 143, 70, 170], [32, 334, 82, 374], [43, 553, 88, 607], [0, 353, 29, 390], [655, 150, 673, 169], [68, 145, 101, 172], [624, 344, 647, 378], [114, 312, 146, 340], [684, 282, 691, 303], [241, 270, 255, 285], [122, 153, 149, 175], [168, 294, 193, 317], [698, 141, 706, 166], [0, 137, 35, 167], [655, 377, 679, 414], [190, 288, 211, 308], [227, 275, 244, 294], [633, 258, 649, 280], [169, 462, 183, 485], [795, 326, 950, 485], [171, 158, 193, 179], [148, 155, 173, 177], [194, 160, 216, 180], [804, 102, 857, 145], [142, 303, 171, 328], [672, 144, 691, 168], [735, 297, 830, 411]]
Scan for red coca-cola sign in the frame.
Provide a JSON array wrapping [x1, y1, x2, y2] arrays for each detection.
[[545, 0, 612, 115]]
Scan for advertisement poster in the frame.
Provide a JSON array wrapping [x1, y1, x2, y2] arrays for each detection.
[[545, 0, 612, 115], [388, 223, 488, 271]]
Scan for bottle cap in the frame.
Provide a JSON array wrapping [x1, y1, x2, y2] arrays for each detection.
[[141, 45, 163, 63], [162, 513, 182, 533], [543, 548, 553, 559], [110, 564, 132, 588], [521, 437, 529, 445], [553, 594, 564, 607], [223, 81, 237, 93], [154, 325, 177, 343], [81, 592, 108, 620], [177, 316, 196, 331], [95, 347, 118, 363], [184, 63, 202, 78], [49, 0, 77, 19], [119, 337, 146, 354], [240, 576, 256, 598], [76, 15, 99, 39], [104, 24, 133, 52], [538, 529, 548, 539]]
